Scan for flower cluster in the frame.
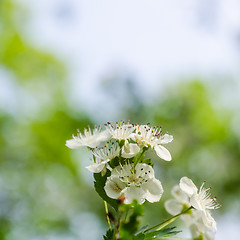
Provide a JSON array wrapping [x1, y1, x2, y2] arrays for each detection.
[[66, 121, 173, 204], [165, 177, 221, 239], [66, 121, 221, 240]]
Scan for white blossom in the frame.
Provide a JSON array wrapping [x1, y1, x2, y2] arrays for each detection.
[[86, 142, 120, 174], [121, 140, 140, 158], [180, 177, 220, 231], [165, 178, 220, 240], [133, 125, 173, 161], [66, 126, 110, 149], [86, 159, 110, 174], [104, 163, 163, 204], [105, 121, 136, 141], [93, 142, 120, 160]]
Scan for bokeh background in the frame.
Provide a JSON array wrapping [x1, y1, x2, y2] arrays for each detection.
[[1, 0, 240, 239]]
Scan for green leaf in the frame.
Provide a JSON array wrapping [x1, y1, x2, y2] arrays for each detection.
[[94, 170, 118, 211], [135, 225, 148, 235], [103, 229, 115, 240], [140, 158, 153, 166], [144, 227, 181, 239], [133, 232, 145, 240]]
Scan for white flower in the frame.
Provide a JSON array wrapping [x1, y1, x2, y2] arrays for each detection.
[[86, 159, 110, 174], [104, 163, 163, 204], [105, 121, 136, 141], [66, 126, 110, 149], [93, 142, 120, 160], [180, 177, 220, 231], [133, 125, 173, 161], [86, 142, 120, 174], [121, 140, 140, 158], [165, 183, 217, 240], [165, 185, 190, 216]]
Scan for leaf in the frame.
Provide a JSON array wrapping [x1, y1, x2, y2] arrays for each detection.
[[140, 158, 153, 166], [144, 227, 181, 239], [103, 229, 115, 240], [135, 225, 148, 235], [133, 232, 145, 240], [94, 170, 118, 211]]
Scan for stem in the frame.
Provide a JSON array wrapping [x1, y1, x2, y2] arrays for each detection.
[[104, 201, 111, 230], [144, 206, 193, 233], [134, 147, 147, 168]]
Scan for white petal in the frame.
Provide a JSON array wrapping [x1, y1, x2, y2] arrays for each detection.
[[202, 211, 217, 231], [154, 145, 172, 161], [171, 185, 189, 204], [157, 134, 173, 144], [190, 194, 203, 211], [97, 130, 111, 142], [189, 224, 200, 238], [65, 139, 82, 149], [111, 164, 132, 177], [122, 143, 140, 158], [122, 186, 146, 204], [135, 164, 154, 179], [85, 160, 109, 173], [104, 176, 126, 199], [204, 229, 215, 240], [141, 178, 163, 203], [165, 199, 182, 215], [179, 177, 198, 196], [182, 214, 198, 228]]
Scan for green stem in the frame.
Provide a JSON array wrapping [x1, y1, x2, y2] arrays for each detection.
[[104, 201, 112, 230], [134, 147, 147, 168], [144, 206, 193, 233]]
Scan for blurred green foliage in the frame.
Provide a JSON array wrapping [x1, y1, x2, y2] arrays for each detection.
[[0, 0, 240, 239]]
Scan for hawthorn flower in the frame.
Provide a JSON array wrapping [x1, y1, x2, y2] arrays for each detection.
[[86, 159, 110, 174], [165, 185, 190, 216], [105, 121, 136, 141], [121, 140, 140, 158], [86, 142, 120, 174], [66, 126, 110, 149], [180, 177, 220, 230], [104, 163, 163, 204], [93, 142, 120, 160], [133, 125, 173, 161], [165, 183, 217, 240]]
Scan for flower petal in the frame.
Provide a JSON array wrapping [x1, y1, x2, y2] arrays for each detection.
[[165, 199, 182, 215], [141, 178, 164, 203], [157, 134, 173, 144], [65, 139, 82, 149], [202, 210, 217, 231], [190, 194, 203, 211], [154, 145, 172, 161], [179, 177, 198, 196], [135, 163, 155, 179], [85, 160, 109, 173], [122, 186, 146, 204], [122, 143, 140, 158], [104, 176, 126, 199], [171, 185, 189, 204]]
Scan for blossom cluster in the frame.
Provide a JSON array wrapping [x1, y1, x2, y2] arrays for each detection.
[[66, 121, 172, 204], [66, 121, 220, 240], [165, 177, 221, 239]]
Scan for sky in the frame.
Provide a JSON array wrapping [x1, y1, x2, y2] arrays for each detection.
[[15, 0, 240, 120]]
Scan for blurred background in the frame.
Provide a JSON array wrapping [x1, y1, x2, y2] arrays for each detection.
[[0, 0, 240, 239]]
